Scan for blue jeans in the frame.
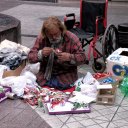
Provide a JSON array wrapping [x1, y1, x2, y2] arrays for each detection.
[[45, 76, 70, 90]]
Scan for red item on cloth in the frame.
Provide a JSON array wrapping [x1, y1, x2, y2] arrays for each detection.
[[92, 73, 112, 79], [24, 86, 75, 106]]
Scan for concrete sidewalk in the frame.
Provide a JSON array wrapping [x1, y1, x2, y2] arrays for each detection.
[[1, 0, 128, 128]]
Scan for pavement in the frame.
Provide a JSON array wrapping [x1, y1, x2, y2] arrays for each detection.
[[1, 0, 128, 128]]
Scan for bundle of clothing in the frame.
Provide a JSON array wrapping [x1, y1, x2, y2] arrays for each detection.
[[0, 39, 30, 70]]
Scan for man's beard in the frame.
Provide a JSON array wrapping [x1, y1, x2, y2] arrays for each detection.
[[48, 35, 62, 44]]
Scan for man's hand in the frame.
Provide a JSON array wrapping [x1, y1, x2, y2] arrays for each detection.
[[57, 52, 71, 62], [42, 47, 53, 57]]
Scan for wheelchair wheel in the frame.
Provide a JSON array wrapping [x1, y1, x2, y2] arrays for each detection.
[[92, 60, 106, 73], [102, 24, 118, 62]]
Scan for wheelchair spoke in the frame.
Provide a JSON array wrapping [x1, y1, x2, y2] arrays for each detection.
[[102, 24, 118, 62]]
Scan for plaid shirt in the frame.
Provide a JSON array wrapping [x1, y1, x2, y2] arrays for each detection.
[[28, 31, 86, 87]]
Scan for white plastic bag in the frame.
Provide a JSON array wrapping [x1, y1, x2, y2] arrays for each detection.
[[21, 62, 40, 75], [21, 71, 37, 82], [74, 77, 83, 86], [75, 72, 99, 99], [0, 76, 27, 96], [79, 83, 98, 98], [0, 65, 10, 79], [82, 72, 96, 85]]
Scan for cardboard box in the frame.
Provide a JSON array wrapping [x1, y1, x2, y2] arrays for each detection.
[[0, 86, 12, 102], [46, 102, 91, 115], [106, 48, 128, 79], [96, 76, 119, 105], [2, 60, 26, 78], [96, 85, 117, 105]]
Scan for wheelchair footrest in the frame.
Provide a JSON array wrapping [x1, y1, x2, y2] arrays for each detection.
[[85, 60, 89, 65]]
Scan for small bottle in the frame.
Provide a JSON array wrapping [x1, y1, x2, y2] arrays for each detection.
[[38, 96, 43, 108], [0, 86, 4, 93]]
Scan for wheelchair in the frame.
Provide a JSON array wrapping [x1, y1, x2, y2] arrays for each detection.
[[64, 0, 118, 73]]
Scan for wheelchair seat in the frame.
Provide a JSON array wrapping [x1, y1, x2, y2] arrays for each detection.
[[70, 27, 94, 40]]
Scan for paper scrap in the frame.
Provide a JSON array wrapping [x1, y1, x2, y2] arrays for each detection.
[[96, 84, 112, 89]]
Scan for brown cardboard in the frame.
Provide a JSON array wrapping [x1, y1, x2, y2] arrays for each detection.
[[2, 60, 26, 78], [96, 77, 118, 105], [95, 75, 123, 105]]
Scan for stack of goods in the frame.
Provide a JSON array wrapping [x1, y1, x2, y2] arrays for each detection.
[[23, 86, 91, 115]]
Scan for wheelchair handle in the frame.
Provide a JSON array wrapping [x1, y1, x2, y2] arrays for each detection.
[[64, 13, 75, 22], [66, 13, 75, 17]]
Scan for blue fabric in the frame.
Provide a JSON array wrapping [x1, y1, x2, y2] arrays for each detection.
[[45, 76, 70, 90]]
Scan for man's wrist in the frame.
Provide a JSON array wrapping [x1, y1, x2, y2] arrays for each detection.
[[38, 50, 43, 61]]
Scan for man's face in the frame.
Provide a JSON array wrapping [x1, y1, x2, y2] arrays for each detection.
[[46, 28, 62, 44]]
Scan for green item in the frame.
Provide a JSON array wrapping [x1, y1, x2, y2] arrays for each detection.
[[70, 83, 75, 87], [72, 102, 87, 110], [75, 82, 81, 91], [120, 77, 128, 96], [75, 86, 81, 92], [0, 86, 4, 93], [38, 96, 43, 108]]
